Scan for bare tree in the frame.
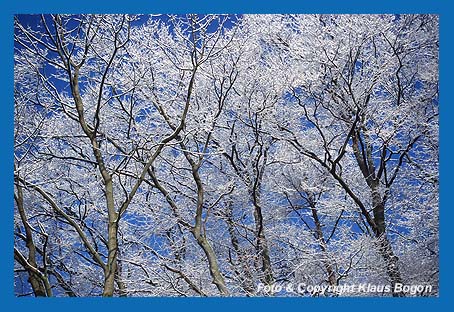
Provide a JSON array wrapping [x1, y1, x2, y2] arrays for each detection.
[[14, 14, 438, 297]]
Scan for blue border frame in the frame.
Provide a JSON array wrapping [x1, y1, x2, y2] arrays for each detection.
[[1, 0, 451, 311]]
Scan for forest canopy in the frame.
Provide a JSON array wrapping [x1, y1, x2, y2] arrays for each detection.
[[13, 14, 439, 297]]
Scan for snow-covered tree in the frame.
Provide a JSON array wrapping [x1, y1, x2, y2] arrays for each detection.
[[14, 14, 438, 297]]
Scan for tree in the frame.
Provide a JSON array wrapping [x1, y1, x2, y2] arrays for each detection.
[[14, 14, 438, 297], [246, 14, 438, 294]]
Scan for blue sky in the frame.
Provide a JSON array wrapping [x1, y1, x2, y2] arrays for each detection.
[[2, 0, 452, 310]]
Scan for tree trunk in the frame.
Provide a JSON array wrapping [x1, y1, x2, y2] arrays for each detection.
[[102, 219, 118, 296], [14, 182, 51, 297], [102, 179, 118, 297], [192, 228, 229, 296], [189, 156, 229, 296], [253, 204, 274, 286], [225, 206, 256, 295], [371, 183, 403, 296], [310, 204, 337, 286], [351, 131, 403, 295]]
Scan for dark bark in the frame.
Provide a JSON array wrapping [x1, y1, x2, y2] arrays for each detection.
[[310, 202, 337, 286], [352, 131, 403, 295], [252, 198, 274, 286], [14, 182, 51, 297], [187, 155, 229, 296], [225, 208, 256, 295]]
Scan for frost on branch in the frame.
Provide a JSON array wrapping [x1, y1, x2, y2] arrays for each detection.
[[14, 14, 438, 297]]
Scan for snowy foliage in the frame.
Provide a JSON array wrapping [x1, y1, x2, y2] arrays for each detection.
[[14, 14, 438, 297]]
